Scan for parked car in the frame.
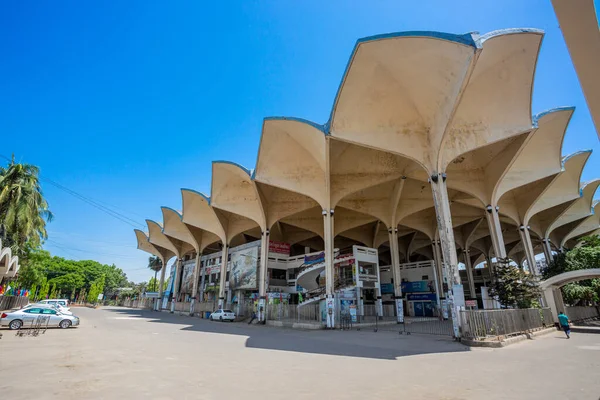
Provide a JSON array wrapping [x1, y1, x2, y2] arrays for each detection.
[[0, 307, 79, 330], [210, 309, 235, 322], [23, 303, 73, 316], [39, 299, 70, 309]]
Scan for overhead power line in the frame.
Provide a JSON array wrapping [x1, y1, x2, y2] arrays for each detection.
[[1, 153, 145, 229]]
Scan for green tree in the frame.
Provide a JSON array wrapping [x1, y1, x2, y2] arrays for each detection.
[[541, 235, 600, 305], [147, 256, 162, 291], [148, 276, 167, 292], [0, 157, 53, 256], [489, 264, 541, 308]]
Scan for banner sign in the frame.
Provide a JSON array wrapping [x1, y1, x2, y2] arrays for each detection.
[[229, 246, 258, 290], [181, 263, 195, 294], [406, 293, 437, 301], [269, 241, 291, 256], [304, 252, 325, 265], [380, 283, 394, 294], [401, 280, 435, 293]]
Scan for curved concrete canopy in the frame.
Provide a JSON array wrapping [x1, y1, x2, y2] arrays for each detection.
[[494, 108, 574, 201], [270, 222, 319, 246], [134, 229, 175, 266], [256, 182, 319, 229], [561, 201, 600, 248], [446, 107, 574, 207], [161, 207, 196, 256], [181, 189, 226, 243], [525, 150, 592, 227], [255, 118, 418, 214], [146, 219, 180, 259], [546, 179, 600, 241], [255, 118, 327, 208], [553, 0, 600, 140], [211, 162, 266, 230], [330, 29, 543, 174]]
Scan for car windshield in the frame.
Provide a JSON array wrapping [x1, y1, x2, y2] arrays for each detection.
[[223, 310, 233, 313]]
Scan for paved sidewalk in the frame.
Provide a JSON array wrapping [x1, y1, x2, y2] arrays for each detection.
[[1, 306, 599, 400]]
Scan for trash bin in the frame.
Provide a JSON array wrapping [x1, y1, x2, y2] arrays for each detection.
[[205, 311, 211, 319]]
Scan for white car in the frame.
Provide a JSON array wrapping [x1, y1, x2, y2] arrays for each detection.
[[39, 299, 70, 309], [24, 303, 73, 316], [0, 307, 80, 330], [210, 309, 236, 322]]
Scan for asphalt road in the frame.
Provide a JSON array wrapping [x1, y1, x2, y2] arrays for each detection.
[[1, 306, 599, 400]]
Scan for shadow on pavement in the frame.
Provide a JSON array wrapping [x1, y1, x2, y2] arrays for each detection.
[[101, 306, 469, 360]]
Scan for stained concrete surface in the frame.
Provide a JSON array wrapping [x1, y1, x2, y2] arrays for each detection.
[[1, 306, 599, 400]]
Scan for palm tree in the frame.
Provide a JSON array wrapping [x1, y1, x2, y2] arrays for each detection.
[[148, 256, 162, 291], [0, 156, 53, 255]]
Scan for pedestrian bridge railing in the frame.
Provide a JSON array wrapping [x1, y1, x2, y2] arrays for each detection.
[[565, 306, 600, 323], [460, 308, 554, 340]]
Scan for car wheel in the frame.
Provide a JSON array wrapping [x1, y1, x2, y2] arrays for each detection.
[[219, 316, 223, 322], [9, 319, 23, 330], [59, 320, 72, 329]]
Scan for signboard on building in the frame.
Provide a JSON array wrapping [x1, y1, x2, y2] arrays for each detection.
[[380, 283, 394, 294], [269, 241, 290, 256], [406, 293, 437, 302], [229, 246, 258, 290], [304, 252, 325, 265], [181, 262, 195, 294], [465, 299, 478, 309], [401, 280, 435, 293]]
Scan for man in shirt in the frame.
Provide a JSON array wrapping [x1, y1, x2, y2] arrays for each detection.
[[558, 311, 571, 339]]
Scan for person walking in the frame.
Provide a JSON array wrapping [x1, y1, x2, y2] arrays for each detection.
[[558, 311, 571, 339]]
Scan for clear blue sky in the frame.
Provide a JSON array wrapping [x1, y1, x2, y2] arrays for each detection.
[[1, 1, 599, 282]]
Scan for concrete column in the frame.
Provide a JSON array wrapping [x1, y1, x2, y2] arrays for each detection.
[[464, 249, 476, 300], [485, 205, 508, 262], [218, 243, 228, 309], [190, 252, 202, 316], [323, 209, 336, 328], [258, 230, 270, 323], [156, 259, 167, 311], [430, 173, 463, 338], [170, 258, 182, 313], [519, 226, 538, 275], [199, 261, 206, 304], [432, 240, 445, 301], [542, 238, 553, 264], [388, 228, 404, 323]]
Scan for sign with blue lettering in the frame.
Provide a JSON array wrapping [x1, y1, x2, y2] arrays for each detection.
[[380, 283, 394, 294], [401, 280, 435, 293], [406, 293, 437, 302]]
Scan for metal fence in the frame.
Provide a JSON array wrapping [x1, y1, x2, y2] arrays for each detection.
[[565, 306, 600, 322], [118, 298, 154, 309], [0, 295, 29, 311], [460, 308, 554, 339], [266, 303, 322, 324]]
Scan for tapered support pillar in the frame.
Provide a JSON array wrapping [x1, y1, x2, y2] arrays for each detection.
[[323, 209, 335, 328], [542, 238, 553, 264], [485, 205, 508, 267], [198, 262, 206, 304], [519, 226, 538, 275], [464, 249, 476, 300], [156, 260, 167, 311], [218, 243, 228, 309], [430, 173, 463, 338], [388, 228, 404, 322], [190, 252, 202, 316], [432, 240, 445, 302], [171, 258, 182, 313], [258, 230, 270, 323]]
